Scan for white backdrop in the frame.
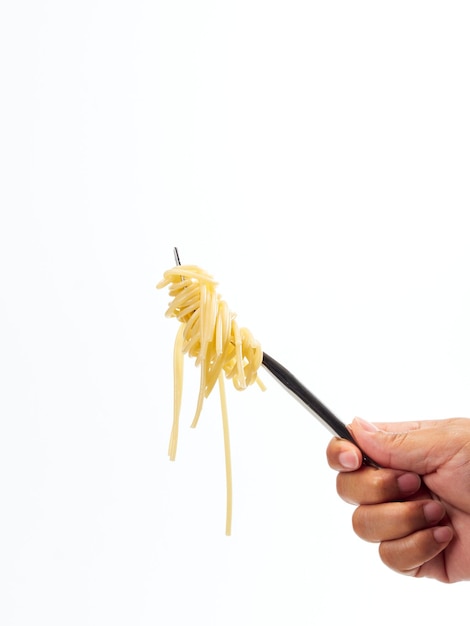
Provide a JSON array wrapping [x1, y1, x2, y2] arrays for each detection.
[[1, 1, 470, 624]]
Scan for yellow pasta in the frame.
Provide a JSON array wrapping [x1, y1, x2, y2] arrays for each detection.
[[157, 263, 265, 535]]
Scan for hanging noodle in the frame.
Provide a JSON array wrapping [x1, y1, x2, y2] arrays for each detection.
[[157, 264, 265, 535]]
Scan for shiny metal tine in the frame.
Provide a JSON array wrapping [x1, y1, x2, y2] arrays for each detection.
[[173, 247, 181, 266]]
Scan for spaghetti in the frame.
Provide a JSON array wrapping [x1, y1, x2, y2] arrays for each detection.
[[157, 264, 265, 535]]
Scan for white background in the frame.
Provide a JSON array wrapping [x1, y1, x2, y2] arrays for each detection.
[[1, 1, 470, 624]]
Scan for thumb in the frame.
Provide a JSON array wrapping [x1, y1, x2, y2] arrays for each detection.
[[350, 417, 462, 475]]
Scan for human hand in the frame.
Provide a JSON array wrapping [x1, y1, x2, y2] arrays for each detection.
[[326, 417, 470, 583]]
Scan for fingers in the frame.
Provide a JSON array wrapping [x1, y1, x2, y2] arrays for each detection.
[[379, 526, 453, 577], [326, 437, 362, 472], [327, 437, 422, 504], [367, 419, 443, 433], [325, 419, 440, 472], [349, 417, 470, 475], [337, 465, 422, 504], [352, 499, 446, 542]]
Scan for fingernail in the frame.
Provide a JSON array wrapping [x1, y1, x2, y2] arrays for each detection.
[[338, 450, 361, 470], [433, 526, 453, 543], [423, 501, 444, 524], [396, 472, 421, 494], [354, 417, 379, 433]]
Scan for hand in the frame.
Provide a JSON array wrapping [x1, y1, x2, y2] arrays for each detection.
[[326, 417, 470, 583]]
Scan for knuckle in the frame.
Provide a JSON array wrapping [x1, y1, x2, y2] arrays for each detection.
[[335, 473, 354, 503], [369, 470, 392, 500], [378, 540, 400, 571], [336, 467, 398, 505], [351, 506, 370, 540]]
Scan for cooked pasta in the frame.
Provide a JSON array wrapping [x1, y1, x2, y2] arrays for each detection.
[[157, 263, 265, 535]]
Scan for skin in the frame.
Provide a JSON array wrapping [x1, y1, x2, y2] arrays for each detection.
[[326, 417, 470, 583]]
